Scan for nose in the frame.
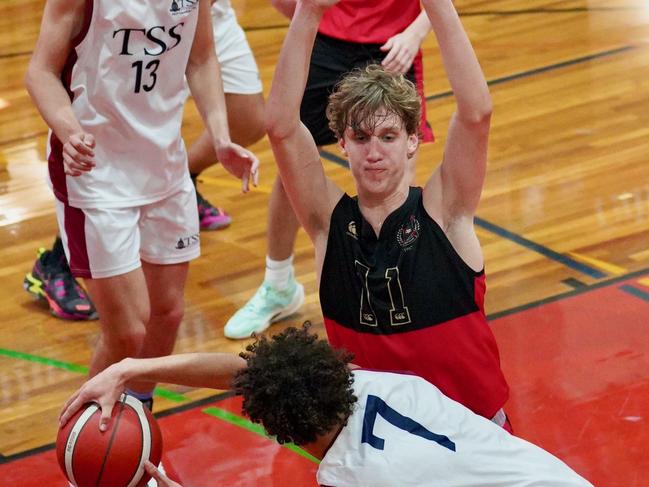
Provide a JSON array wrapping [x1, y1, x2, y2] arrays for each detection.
[[366, 137, 382, 162]]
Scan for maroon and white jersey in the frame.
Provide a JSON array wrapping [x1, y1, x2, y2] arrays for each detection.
[[320, 187, 509, 419], [48, 0, 199, 208]]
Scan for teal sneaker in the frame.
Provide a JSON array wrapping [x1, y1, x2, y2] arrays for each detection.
[[224, 279, 305, 339]]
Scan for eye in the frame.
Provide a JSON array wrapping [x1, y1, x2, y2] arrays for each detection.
[[382, 133, 396, 142]]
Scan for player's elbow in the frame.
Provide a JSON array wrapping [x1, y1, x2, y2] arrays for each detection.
[[265, 105, 295, 141], [24, 63, 39, 99], [460, 95, 493, 126]]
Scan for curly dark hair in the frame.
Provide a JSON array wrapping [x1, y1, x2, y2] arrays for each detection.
[[233, 323, 357, 446]]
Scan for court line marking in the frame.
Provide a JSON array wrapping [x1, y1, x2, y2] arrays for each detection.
[[474, 218, 607, 278], [426, 45, 634, 102], [203, 406, 320, 464], [0, 349, 187, 403], [619, 284, 649, 303], [567, 252, 628, 276], [488, 266, 649, 321]]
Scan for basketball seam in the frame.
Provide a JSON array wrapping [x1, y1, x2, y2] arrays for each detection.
[[124, 395, 150, 487], [64, 403, 99, 486], [95, 397, 126, 487]]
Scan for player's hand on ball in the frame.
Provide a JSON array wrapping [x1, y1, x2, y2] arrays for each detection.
[[145, 461, 182, 487], [215, 142, 260, 193], [63, 132, 96, 176], [59, 361, 127, 431]]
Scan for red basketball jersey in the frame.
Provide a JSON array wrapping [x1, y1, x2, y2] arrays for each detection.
[[318, 0, 421, 44]]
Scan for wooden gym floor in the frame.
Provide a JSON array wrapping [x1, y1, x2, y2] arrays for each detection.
[[1, 0, 649, 485]]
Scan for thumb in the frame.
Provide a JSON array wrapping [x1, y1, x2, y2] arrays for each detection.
[[380, 38, 393, 52], [99, 403, 114, 432]]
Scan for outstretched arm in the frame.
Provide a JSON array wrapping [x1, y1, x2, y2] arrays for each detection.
[[60, 353, 246, 431], [422, 0, 491, 217], [421, 0, 492, 268], [187, 0, 260, 192], [266, 0, 343, 246]]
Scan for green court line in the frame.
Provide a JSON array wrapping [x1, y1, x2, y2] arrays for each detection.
[[0, 348, 187, 402], [203, 406, 320, 465]]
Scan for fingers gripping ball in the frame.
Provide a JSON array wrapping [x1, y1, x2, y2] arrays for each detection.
[[56, 394, 163, 487]]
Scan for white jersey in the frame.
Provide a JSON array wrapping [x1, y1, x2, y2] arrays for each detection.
[[317, 370, 593, 487], [48, 0, 199, 208]]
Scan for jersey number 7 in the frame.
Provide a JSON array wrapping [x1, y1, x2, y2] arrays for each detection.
[[361, 394, 456, 452]]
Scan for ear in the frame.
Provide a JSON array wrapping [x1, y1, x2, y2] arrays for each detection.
[[406, 133, 419, 159], [339, 138, 347, 155]]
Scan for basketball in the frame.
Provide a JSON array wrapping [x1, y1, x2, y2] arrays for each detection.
[[56, 394, 163, 487]]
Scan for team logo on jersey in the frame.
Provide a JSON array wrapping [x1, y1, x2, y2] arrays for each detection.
[[175, 233, 200, 250], [396, 215, 420, 248], [347, 221, 358, 239], [170, 0, 198, 15]]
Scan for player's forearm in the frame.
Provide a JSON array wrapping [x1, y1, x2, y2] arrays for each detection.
[[187, 56, 232, 150], [25, 69, 84, 142], [118, 354, 247, 391], [266, 0, 323, 139], [422, 0, 491, 122]]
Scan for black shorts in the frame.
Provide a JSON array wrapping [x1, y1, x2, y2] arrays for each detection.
[[301, 33, 420, 147]]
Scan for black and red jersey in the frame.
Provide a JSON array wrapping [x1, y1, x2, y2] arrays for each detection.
[[320, 187, 509, 418]]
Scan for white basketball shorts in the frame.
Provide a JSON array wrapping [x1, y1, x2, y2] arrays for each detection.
[[212, 4, 263, 94], [55, 178, 200, 279]]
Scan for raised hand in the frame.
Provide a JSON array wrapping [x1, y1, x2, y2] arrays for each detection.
[[62, 132, 96, 176]]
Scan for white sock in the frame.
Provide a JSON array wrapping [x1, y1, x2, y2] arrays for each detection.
[[264, 255, 294, 290]]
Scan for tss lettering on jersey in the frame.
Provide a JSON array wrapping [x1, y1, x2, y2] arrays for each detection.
[[113, 23, 185, 93]]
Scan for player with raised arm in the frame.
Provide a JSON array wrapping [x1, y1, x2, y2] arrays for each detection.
[[263, 0, 508, 425]]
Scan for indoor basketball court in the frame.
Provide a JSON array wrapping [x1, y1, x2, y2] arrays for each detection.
[[1, 1, 648, 485]]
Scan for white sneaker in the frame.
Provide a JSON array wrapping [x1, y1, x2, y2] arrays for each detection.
[[224, 278, 305, 339]]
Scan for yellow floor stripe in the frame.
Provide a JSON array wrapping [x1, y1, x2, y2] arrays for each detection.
[[637, 278, 649, 288], [567, 252, 628, 276]]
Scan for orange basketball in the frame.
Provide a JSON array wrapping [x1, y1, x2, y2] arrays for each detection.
[[56, 394, 163, 487]]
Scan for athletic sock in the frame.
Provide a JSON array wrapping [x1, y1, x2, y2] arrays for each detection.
[[264, 255, 294, 291], [126, 389, 154, 411]]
